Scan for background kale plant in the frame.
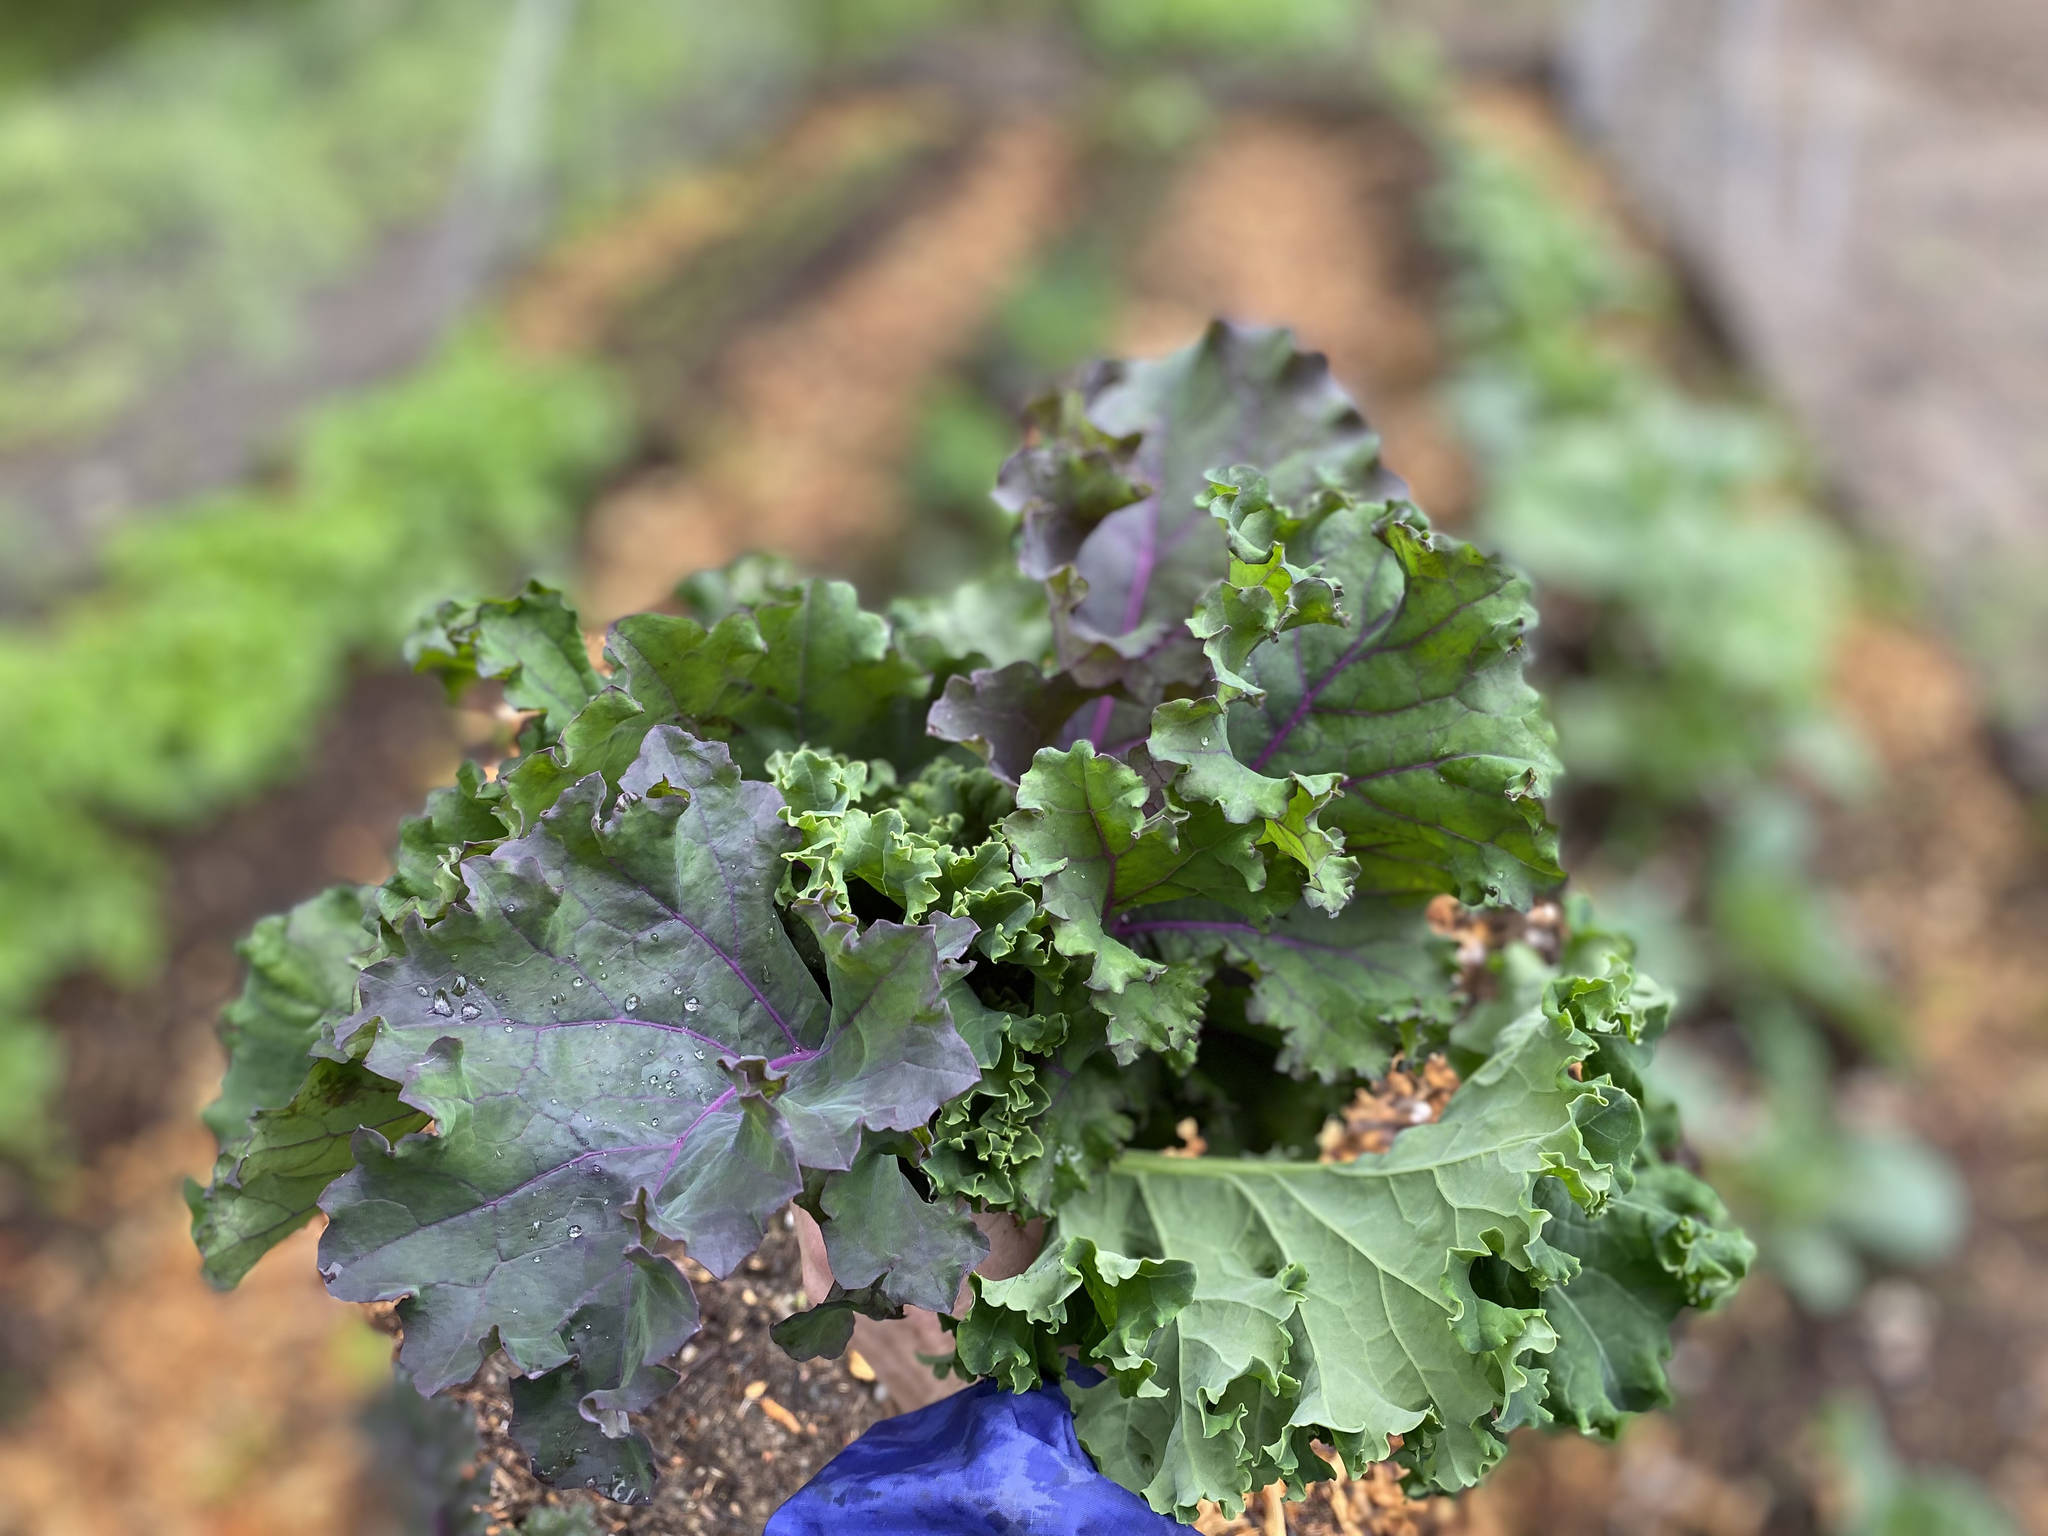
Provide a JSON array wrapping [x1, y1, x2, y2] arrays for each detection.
[[192, 321, 1751, 1520]]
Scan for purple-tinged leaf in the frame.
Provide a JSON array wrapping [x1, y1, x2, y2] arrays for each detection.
[[999, 322, 1400, 715], [928, 662, 1098, 785], [313, 728, 976, 1482]]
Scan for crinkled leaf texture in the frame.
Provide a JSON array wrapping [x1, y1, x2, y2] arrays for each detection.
[[189, 886, 427, 1289], [957, 1006, 1618, 1519], [407, 580, 603, 742], [1520, 1159, 1753, 1435], [188, 320, 1742, 1517], [995, 319, 1401, 709], [1123, 898, 1458, 1082], [1206, 503, 1563, 908], [952, 960, 1746, 1522], [954, 321, 1561, 913], [314, 729, 979, 1499]]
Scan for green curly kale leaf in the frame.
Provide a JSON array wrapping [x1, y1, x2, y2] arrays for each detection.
[[192, 321, 1740, 1515]]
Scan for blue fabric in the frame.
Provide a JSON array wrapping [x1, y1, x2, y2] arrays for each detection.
[[765, 1380, 1183, 1535]]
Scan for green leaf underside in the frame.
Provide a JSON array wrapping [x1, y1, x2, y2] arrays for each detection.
[[1133, 897, 1458, 1081], [202, 885, 375, 1151], [192, 885, 421, 1289], [1520, 1160, 1753, 1435], [961, 1006, 1635, 1520], [190, 1054, 425, 1289]]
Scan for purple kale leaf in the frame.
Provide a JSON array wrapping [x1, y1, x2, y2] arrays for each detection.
[[996, 321, 1402, 716], [315, 727, 979, 1498]]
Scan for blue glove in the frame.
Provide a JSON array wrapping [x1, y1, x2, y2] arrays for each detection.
[[765, 1380, 1184, 1535]]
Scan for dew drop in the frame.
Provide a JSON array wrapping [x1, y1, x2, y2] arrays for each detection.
[[504, 1023, 516, 1033], [532, 1254, 542, 1263], [531, 1221, 541, 1231], [415, 986, 430, 998], [505, 903, 518, 914], [684, 997, 700, 1013], [571, 977, 587, 989], [666, 1069, 678, 1079], [461, 1003, 481, 1020], [647, 1118, 659, 1128], [672, 986, 684, 997], [623, 994, 640, 1013], [568, 1225, 582, 1239], [453, 974, 468, 994], [693, 1048, 706, 1061], [431, 994, 453, 1017]]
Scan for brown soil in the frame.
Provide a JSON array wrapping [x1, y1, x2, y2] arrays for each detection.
[[1114, 111, 1472, 527], [0, 1096, 390, 1536], [0, 668, 462, 1536], [458, 1221, 889, 1536], [577, 111, 1074, 623]]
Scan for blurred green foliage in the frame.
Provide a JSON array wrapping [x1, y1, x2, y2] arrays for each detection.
[[1820, 1399, 2019, 1536], [0, 335, 629, 1159], [1422, 104, 1958, 1309], [0, 0, 812, 451], [0, 0, 314, 94], [1065, 0, 1361, 57], [0, 0, 1371, 456]]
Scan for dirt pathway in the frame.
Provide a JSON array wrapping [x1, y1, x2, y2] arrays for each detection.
[[0, 1086, 388, 1536], [578, 113, 1073, 622], [0, 675, 462, 1536], [1114, 112, 1472, 526]]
